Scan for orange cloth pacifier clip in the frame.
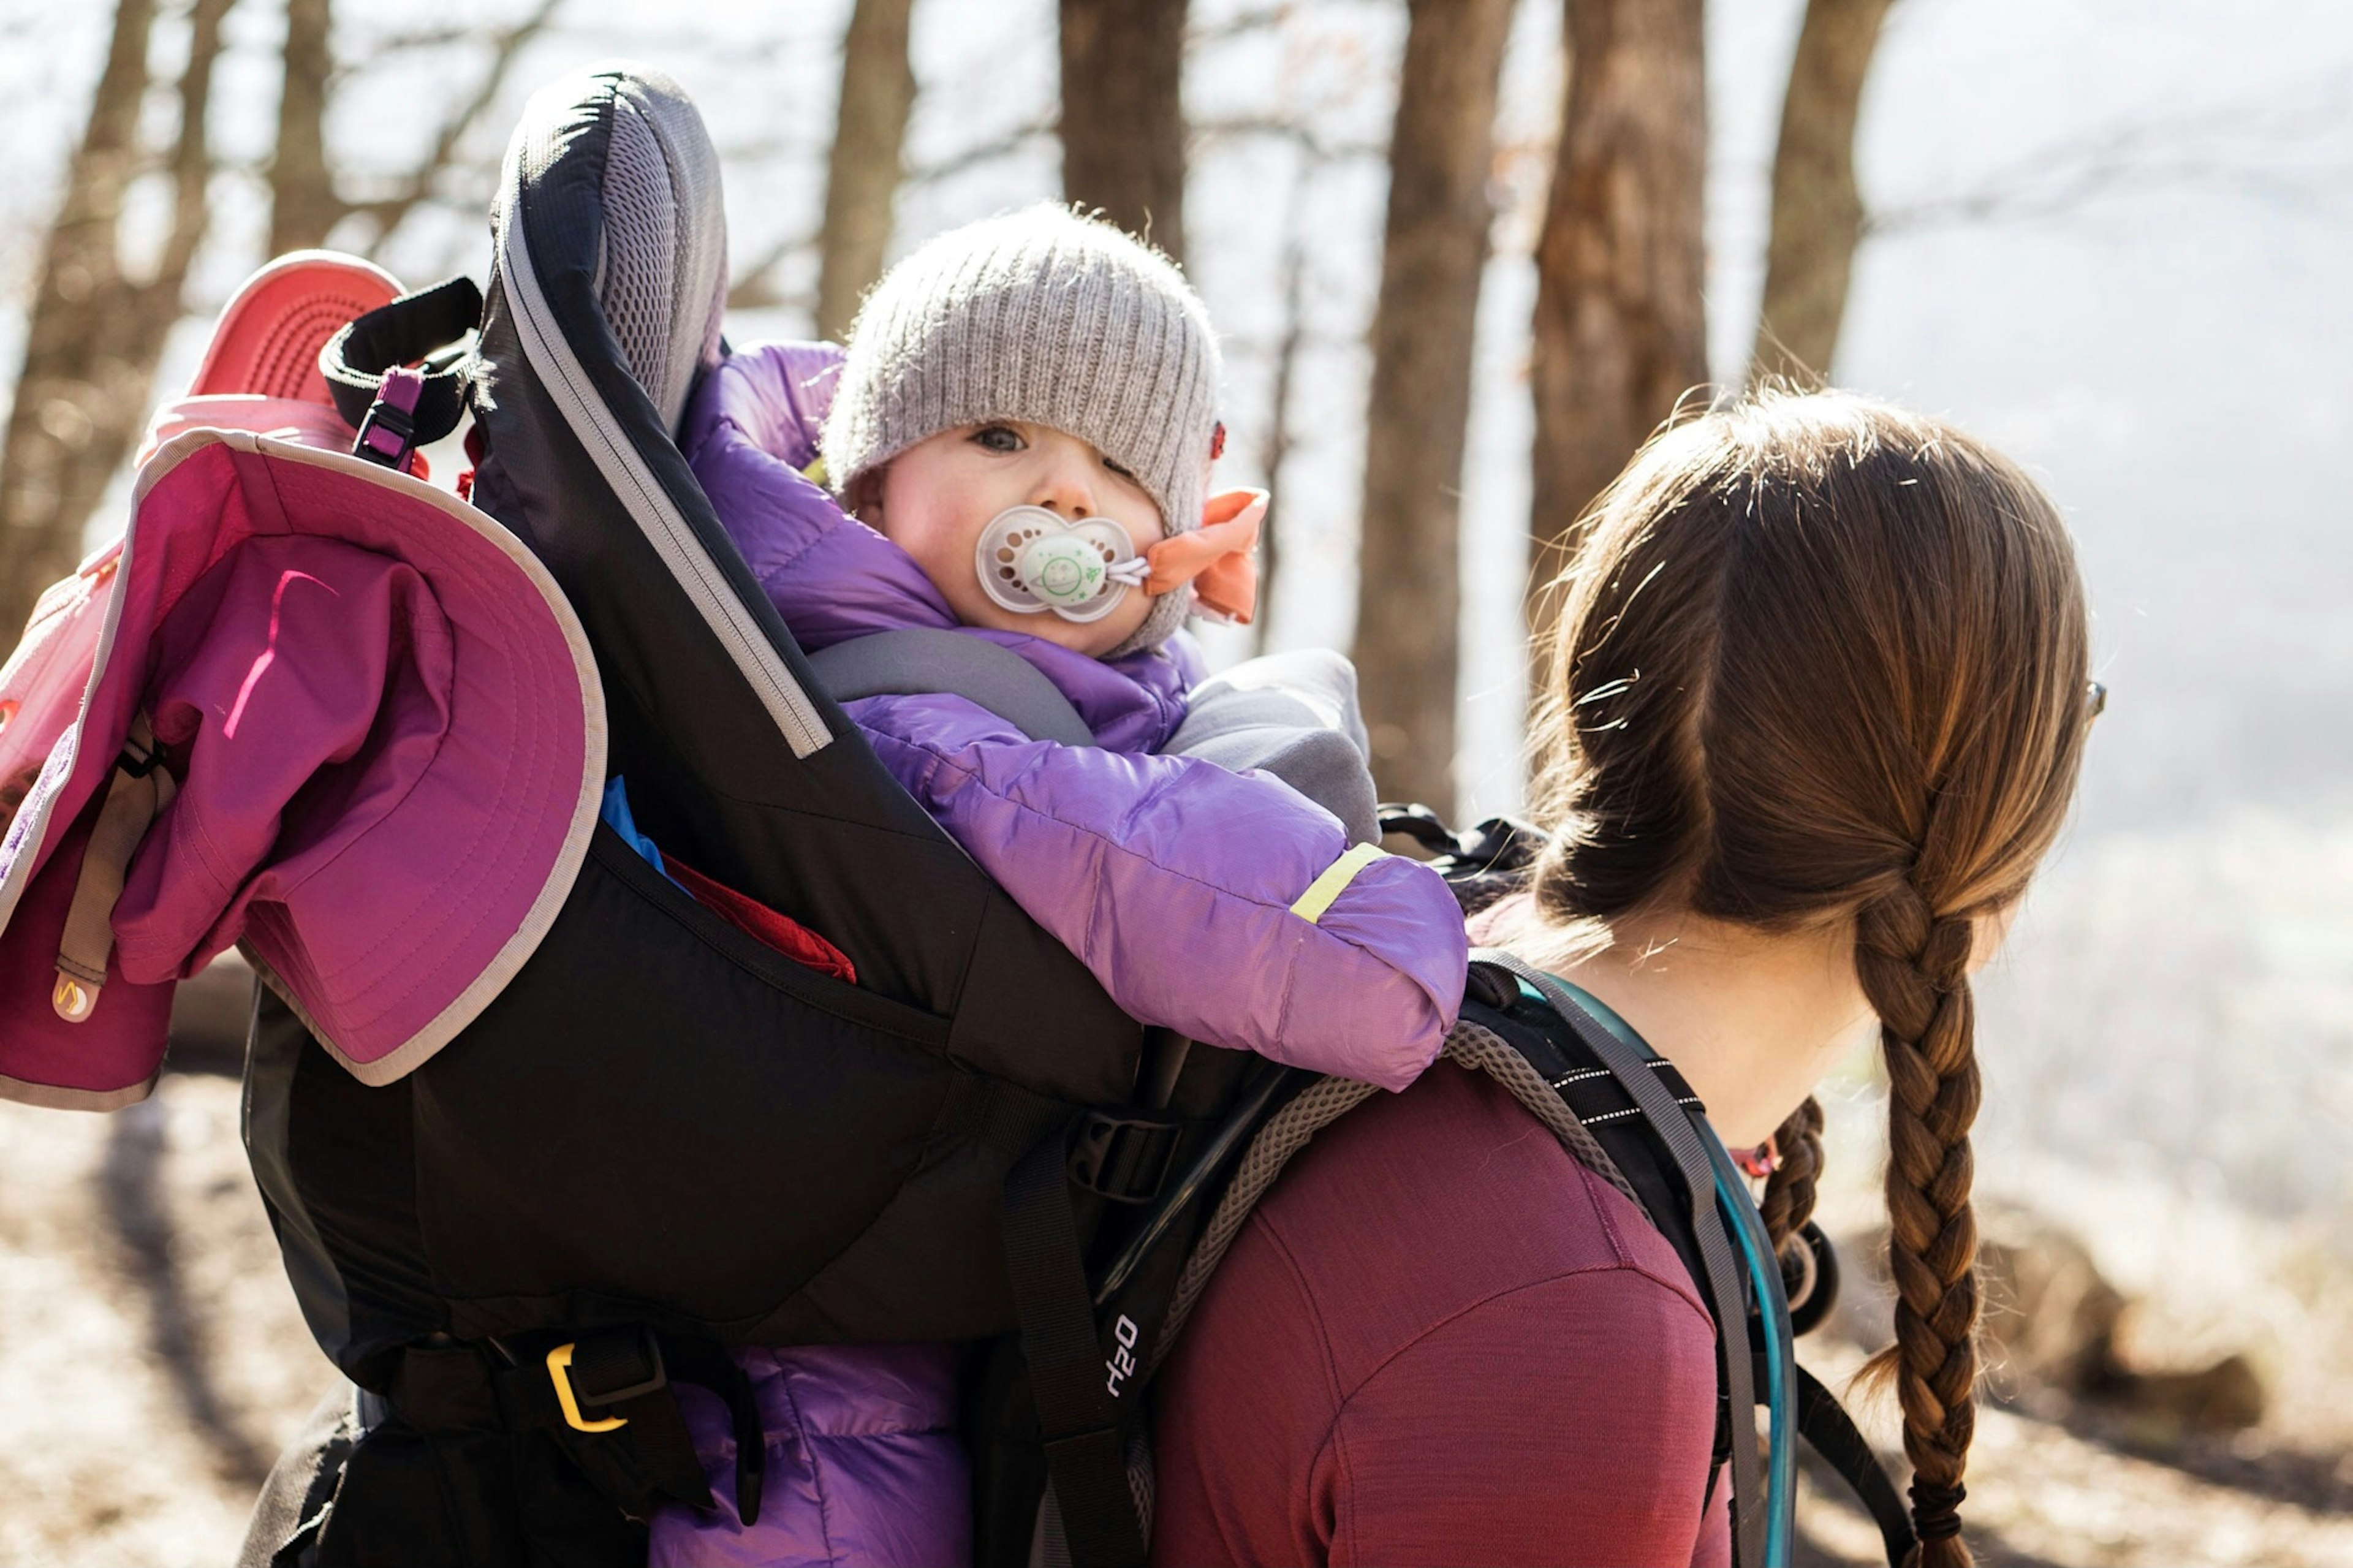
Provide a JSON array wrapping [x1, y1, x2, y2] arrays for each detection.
[[1145, 488, 1266, 626]]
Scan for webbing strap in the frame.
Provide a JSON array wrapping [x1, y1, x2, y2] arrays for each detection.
[[1482, 950, 1768, 1568], [54, 715, 174, 1023], [1797, 1365, 1914, 1568], [1003, 1134, 1147, 1568], [1289, 842, 1384, 923], [319, 275, 480, 445]]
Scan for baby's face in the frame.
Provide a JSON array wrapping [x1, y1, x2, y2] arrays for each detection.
[[859, 421, 1166, 657]]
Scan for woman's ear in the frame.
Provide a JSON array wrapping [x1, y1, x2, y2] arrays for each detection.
[[1969, 900, 2023, 974]]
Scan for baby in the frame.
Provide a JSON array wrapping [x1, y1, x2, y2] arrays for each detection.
[[658, 205, 1469, 1566]]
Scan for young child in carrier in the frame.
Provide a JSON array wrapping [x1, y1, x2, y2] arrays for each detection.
[[653, 205, 1469, 1567]]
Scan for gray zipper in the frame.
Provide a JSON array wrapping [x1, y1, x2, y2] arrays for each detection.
[[495, 190, 832, 758]]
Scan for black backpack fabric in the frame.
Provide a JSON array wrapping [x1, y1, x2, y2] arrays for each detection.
[[232, 62, 1308, 1568]]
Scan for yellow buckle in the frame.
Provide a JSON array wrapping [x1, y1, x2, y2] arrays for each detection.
[[547, 1343, 629, 1433]]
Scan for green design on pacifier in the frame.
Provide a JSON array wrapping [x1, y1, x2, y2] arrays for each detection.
[[1025, 535, 1106, 604]]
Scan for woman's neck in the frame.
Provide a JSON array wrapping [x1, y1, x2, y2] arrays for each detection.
[[1508, 904, 1876, 1148]]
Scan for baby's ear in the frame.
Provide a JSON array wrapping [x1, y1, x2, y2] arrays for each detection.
[[843, 468, 883, 523]]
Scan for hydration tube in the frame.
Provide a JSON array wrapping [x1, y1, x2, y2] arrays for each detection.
[[1704, 1131, 1798, 1567]]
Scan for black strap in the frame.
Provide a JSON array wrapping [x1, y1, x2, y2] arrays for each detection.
[[1004, 1132, 1147, 1568], [657, 1336, 768, 1528], [382, 1328, 763, 1529], [1796, 1365, 1915, 1568], [320, 275, 482, 444]]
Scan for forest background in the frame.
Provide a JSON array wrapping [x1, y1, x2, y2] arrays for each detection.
[[0, 1, 2350, 1564]]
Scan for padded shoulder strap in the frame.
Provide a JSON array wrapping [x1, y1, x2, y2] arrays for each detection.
[[809, 628, 1096, 748], [1479, 951, 1772, 1568]]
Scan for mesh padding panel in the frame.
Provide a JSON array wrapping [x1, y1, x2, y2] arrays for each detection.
[[596, 72, 727, 436]]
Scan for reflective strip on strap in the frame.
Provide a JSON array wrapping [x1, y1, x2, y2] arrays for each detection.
[[1287, 842, 1385, 924]]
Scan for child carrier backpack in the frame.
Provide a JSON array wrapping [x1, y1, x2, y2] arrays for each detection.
[[203, 62, 1327, 1568]]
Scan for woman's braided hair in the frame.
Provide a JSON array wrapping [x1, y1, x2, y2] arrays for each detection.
[[1523, 391, 2091, 1566]]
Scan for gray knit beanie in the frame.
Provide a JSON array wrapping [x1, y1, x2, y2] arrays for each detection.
[[822, 203, 1224, 656]]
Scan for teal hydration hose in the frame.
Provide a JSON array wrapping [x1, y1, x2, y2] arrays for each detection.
[[1705, 1134, 1796, 1568]]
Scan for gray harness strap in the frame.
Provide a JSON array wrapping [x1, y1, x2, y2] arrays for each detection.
[[1148, 1021, 1643, 1382], [809, 628, 1097, 747]]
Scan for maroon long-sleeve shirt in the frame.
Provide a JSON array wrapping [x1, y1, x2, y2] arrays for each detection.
[[1149, 1059, 1731, 1567]]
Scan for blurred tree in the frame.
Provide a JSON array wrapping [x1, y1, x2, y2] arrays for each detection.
[[1525, 0, 1708, 661], [1059, 0, 1188, 262], [270, 0, 338, 253], [0, 0, 232, 635], [1251, 194, 1311, 657], [1748, 0, 1898, 387], [817, 0, 920, 341], [1352, 0, 1514, 816], [270, 0, 564, 259]]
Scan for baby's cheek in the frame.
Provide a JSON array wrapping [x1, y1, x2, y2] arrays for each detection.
[[1085, 581, 1158, 656]]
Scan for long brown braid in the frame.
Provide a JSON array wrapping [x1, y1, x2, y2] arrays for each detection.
[[1518, 390, 2093, 1566]]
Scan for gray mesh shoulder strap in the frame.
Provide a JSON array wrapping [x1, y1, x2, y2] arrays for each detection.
[[1149, 1020, 1640, 1376], [1479, 950, 1770, 1568]]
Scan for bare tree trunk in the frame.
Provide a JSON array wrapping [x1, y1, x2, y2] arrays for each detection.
[[817, 0, 920, 341], [1748, 0, 1896, 386], [1251, 200, 1311, 657], [1526, 0, 1708, 664], [1059, 0, 1188, 263], [0, 0, 231, 634], [1352, 0, 1513, 817], [270, 0, 341, 253]]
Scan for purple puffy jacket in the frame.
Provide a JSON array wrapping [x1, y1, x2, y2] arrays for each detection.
[[650, 343, 1467, 1566]]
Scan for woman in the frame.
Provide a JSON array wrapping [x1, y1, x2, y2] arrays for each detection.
[[1150, 391, 2096, 1567]]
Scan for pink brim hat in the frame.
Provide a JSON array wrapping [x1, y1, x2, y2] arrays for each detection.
[[140, 251, 405, 468], [189, 250, 403, 403], [0, 431, 604, 1107]]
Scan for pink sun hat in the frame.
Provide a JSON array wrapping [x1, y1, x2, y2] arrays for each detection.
[[137, 250, 405, 466], [0, 426, 604, 1108]]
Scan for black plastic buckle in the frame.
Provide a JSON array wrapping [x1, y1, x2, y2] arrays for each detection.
[[1068, 1110, 1183, 1205], [116, 735, 161, 778]]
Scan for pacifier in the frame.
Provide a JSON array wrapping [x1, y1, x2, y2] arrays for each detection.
[[976, 506, 1151, 623]]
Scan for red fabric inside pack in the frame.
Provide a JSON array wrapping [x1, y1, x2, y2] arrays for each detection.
[[659, 852, 857, 984]]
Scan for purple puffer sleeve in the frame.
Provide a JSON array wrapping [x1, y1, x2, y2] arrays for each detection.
[[682, 341, 968, 650], [849, 693, 1467, 1092]]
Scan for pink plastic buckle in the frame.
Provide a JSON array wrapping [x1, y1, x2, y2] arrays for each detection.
[[353, 366, 426, 472]]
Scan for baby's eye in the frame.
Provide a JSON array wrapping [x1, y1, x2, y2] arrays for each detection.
[[1104, 456, 1138, 482], [971, 423, 1025, 454]]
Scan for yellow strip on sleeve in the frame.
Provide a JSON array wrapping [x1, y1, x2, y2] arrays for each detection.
[[1289, 843, 1387, 925]]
